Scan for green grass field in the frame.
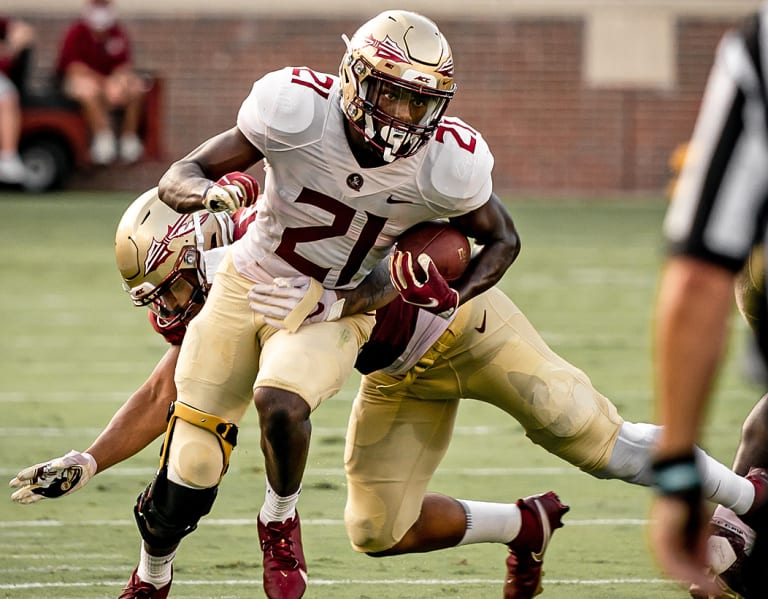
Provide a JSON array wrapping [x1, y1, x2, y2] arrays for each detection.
[[0, 192, 761, 598]]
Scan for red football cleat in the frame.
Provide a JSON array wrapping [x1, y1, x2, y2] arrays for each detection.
[[258, 512, 308, 599], [118, 567, 172, 599], [504, 491, 569, 599]]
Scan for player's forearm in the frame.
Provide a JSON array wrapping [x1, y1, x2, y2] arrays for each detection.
[[653, 258, 735, 457], [85, 347, 179, 472], [85, 392, 168, 472], [449, 192, 521, 305], [337, 258, 398, 316], [159, 126, 264, 213], [454, 234, 519, 305], [158, 160, 211, 214]]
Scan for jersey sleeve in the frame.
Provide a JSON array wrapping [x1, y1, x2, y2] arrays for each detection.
[[355, 300, 420, 374], [236, 67, 331, 156], [663, 13, 768, 273], [419, 116, 494, 216]]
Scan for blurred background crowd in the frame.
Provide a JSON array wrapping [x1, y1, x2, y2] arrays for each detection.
[[0, 0, 762, 194]]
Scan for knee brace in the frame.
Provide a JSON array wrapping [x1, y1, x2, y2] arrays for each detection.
[[133, 401, 239, 548], [134, 466, 217, 548], [159, 401, 238, 488]]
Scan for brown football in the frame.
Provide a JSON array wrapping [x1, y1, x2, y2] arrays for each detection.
[[395, 221, 471, 282]]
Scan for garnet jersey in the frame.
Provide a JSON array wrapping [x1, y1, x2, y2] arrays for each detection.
[[663, 10, 768, 356], [55, 20, 132, 78], [232, 66, 493, 290], [355, 301, 454, 376]]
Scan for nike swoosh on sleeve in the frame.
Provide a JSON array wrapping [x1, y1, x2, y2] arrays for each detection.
[[386, 196, 415, 205]]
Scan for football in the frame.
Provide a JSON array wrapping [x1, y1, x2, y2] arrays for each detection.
[[395, 221, 471, 282]]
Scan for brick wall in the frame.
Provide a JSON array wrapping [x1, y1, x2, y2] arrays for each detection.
[[24, 14, 742, 195]]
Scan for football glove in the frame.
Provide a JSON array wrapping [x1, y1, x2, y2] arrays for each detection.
[[9, 450, 97, 504], [216, 171, 260, 207], [248, 276, 345, 332], [390, 249, 459, 318], [202, 181, 245, 214]]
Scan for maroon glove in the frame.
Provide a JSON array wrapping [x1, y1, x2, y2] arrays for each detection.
[[216, 172, 260, 207], [389, 250, 459, 318]]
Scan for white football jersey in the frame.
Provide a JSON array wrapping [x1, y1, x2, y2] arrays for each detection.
[[232, 66, 494, 289]]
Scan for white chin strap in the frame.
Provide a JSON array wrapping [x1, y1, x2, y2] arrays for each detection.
[[202, 247, 230, 284], [364, 114, 404, 163], [194, 211, 236, 284], [379, 124, 406, 163]]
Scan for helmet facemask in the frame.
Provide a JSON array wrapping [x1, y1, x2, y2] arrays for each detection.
[[344, 54, 453, 162], [340, 10, 456, 163], [125, 245, 207, 328]]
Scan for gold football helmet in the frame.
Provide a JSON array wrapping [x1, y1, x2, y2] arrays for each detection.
[[735, 245, 766, 333], [340, 10, 456, 162], [114, 188, 233, 328]]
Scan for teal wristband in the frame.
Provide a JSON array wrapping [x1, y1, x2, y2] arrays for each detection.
[[651, 454, 702, 496]]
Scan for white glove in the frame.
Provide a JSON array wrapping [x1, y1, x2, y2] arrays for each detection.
[[9, 450, 97, 504], [202, 183, 243, 214], [248, 276, 345, 332]]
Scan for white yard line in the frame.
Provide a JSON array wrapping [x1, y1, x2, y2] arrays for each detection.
[[0, 577, 672, 591], [0, 517, 648, 528]]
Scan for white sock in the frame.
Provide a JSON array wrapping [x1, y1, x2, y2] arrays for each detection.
[[259, 479, 301, 524], [697, 450, 755, 515], [456, 500, 522, 546], [137, 543, 176, 588]]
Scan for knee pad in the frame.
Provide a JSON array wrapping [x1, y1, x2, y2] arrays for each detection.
[[159, 401, 238, 488], [592, 421, 660, 485], [134, 466, 217, 548], [344, 512, 394, 554]]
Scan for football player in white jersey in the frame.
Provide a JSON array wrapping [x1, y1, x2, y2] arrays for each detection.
[[143, 10, 520, 599], [649, 7, 768, 598]]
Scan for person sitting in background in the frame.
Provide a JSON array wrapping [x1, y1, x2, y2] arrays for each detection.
[[0, 16, 34, 183], [56, 0, 145, 165]]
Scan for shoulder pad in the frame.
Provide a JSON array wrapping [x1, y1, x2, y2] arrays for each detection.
[[237, 67, 337, 150], [421, 117, 494, 213]]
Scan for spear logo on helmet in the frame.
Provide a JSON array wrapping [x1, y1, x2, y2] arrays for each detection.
[[143, 214, 208, 276]]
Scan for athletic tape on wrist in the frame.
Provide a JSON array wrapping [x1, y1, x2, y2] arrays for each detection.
[[281, 278, 325, 333], [327, 297, 345, 321]]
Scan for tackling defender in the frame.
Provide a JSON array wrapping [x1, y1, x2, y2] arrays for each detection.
[[13, 190, 768, 598]]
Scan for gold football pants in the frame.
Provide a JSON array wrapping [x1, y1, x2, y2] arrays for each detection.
[[172, 252, 374, 483], [344, 286, 622, 552]]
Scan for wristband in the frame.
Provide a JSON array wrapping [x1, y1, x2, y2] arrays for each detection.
[[326, 297, 346, 321], [201, 181, 214, 203], [651, 453, 702, 497]]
